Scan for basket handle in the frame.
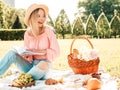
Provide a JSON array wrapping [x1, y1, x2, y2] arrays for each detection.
[[70, 35, 94, 53]]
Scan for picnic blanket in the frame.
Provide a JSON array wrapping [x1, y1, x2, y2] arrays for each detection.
[[0, 68, 118, 90]]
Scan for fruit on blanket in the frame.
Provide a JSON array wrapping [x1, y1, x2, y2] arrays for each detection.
[[87, 78, 101, 90], [12, 79, 22, 87], [45, 78, 58, 85], [58, 77, 64, 83], [91, 73, 101, 79], [11, 72, 35, 88], [45, 77, 64, 85]]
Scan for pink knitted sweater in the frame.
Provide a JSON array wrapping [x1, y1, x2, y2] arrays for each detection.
[[24, 26, 60, 62]]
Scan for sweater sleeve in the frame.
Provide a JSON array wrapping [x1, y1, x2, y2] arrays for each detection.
[[46, 28, 60, 62], [24, 30, 30, 49]]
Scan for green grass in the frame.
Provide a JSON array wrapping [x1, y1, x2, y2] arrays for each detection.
[[0, 39, 120, 78]]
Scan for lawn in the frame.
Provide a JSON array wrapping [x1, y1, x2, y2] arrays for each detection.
[[0, 38, 120, 78]]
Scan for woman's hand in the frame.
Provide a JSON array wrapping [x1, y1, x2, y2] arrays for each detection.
[[22, 54, 33, 63]]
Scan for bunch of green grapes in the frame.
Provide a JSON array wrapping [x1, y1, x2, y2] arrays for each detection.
[[17, 72, 34, 85]]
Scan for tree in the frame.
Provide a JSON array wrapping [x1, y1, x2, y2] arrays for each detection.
[[55, 9, 71, 39], [110, 10, 120, 38], [0, 0, 26, 29], [5, 7, 16, 29], [0, 0, 17, 29], [86, 14, 97, 38], [77, 0, 120, 21], [47, 15, 55, 27], [0, 0, 5, 28], [96, 12, 110, 38], [2, 3, 13, 28], [72, 17, 85, 36], [15, 8, 26, 29], [12, 16, 22, 29], [46, 15, 56, 33]]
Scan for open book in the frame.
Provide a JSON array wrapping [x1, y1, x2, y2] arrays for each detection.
[[12, 46, 45, 55]]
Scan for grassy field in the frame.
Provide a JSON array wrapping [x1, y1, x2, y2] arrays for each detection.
[[0, 39, 120, 78]]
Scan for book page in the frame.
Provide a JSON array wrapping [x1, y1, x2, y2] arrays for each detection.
[[12, 46, 45, 55]]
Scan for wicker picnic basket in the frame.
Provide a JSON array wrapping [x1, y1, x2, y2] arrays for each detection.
[[68, 36, 100, 74]]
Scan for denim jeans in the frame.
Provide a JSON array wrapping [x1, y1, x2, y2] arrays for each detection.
[[0, 50, 51, 80]]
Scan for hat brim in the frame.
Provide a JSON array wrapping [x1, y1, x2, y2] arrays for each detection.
[[24, 4, 49, 26]]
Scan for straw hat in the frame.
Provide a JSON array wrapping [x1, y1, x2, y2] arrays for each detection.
[[24, 4, 49, 26]]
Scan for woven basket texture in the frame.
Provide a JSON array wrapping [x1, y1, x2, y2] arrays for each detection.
[[68, 36, 100, 74]]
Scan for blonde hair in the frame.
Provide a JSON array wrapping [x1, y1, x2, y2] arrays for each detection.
[[29, 8, 39, 30], [28, 8, 46, 31]]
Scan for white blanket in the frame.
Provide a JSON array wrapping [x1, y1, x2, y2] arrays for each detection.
[[0, 69, 118, 90]]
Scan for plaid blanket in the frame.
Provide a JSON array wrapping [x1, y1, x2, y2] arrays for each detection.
[[0, 68, 118, 90]]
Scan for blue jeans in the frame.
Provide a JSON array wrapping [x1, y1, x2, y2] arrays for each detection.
[[0, 50, 51, 80]]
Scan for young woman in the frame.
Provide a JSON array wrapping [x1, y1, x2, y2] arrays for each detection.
[[0, 4, 60, 86]]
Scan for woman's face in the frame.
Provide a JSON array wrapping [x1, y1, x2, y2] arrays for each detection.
[[36, 9, 46, 27], [30, 8, 46, 28]]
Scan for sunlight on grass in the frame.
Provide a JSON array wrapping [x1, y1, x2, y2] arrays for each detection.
[[0, 39, 120, 77]]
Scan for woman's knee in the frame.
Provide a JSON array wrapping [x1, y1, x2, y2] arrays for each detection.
[[37, 61, 50, 70]]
